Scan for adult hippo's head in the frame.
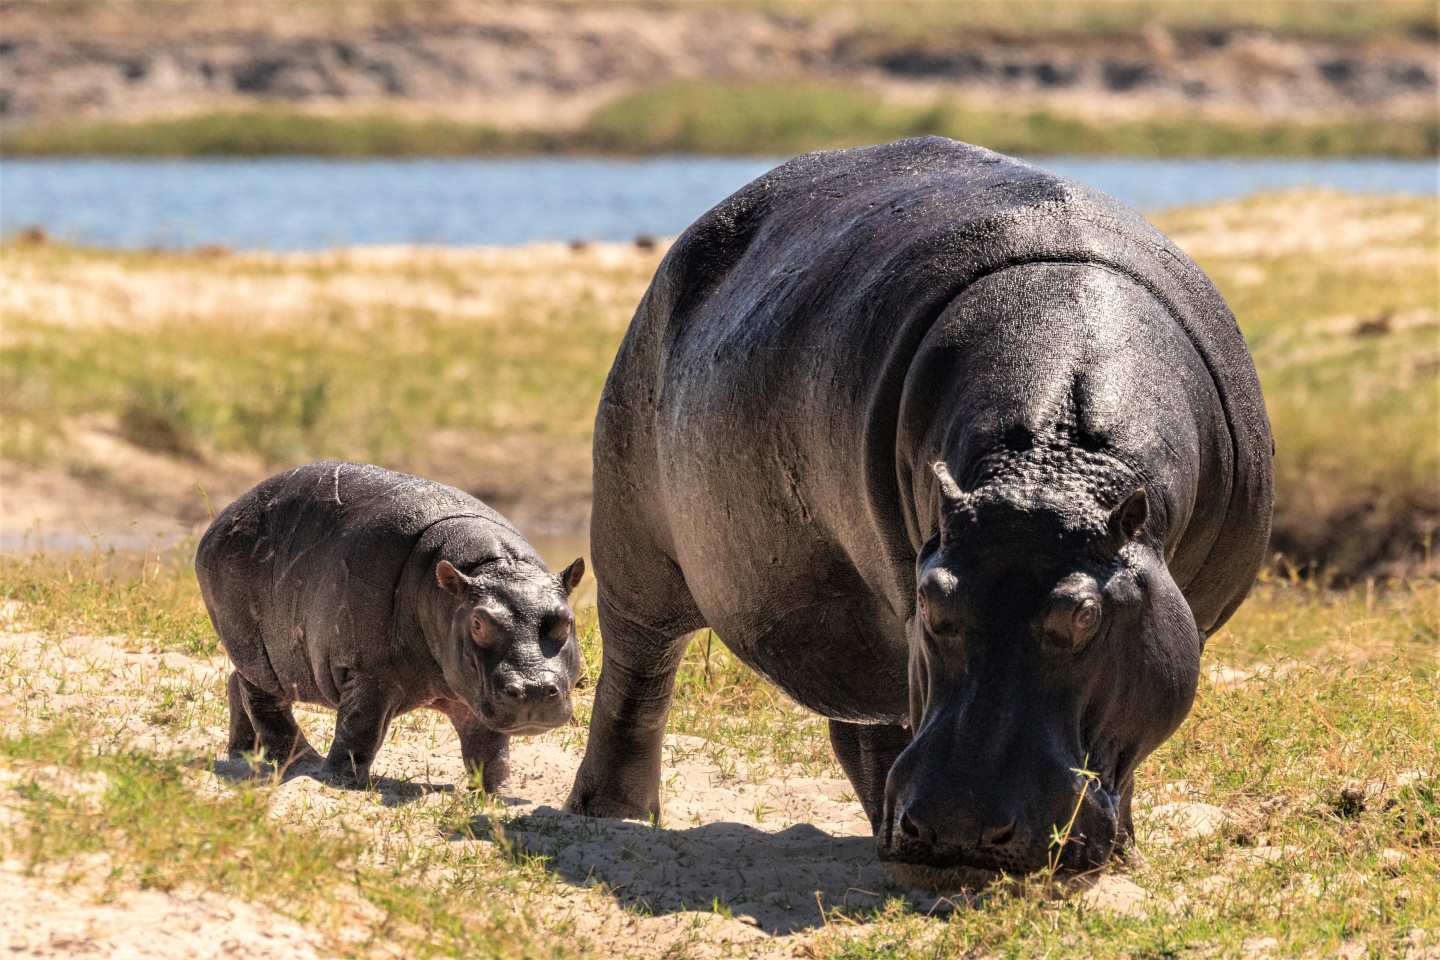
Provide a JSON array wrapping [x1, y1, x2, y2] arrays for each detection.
[[434, 557, 586, 736], [879, 462, 1201, 888]]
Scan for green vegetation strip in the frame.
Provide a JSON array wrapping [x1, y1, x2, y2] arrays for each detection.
[[760, 0, 1440, 41], [5, 84, 1437, 158]]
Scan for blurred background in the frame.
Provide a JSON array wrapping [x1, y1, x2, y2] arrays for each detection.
[[1, 0, 1436, 583]]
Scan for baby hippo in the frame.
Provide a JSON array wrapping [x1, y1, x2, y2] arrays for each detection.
[[196, 461, 584, 790]]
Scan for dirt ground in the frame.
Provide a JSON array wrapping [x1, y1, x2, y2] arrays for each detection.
[[0, 614, 1221, 958]]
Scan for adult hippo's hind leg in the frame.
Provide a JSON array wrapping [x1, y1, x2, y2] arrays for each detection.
[[566, 592, 698, 822], [829, 719, 911, 834]]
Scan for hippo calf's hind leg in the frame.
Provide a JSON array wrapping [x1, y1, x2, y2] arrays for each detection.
[[566, 595, 695, 822], [322, 674, 397, 788], [233, 672, 318, 771], [226, 671, 258, 756], [829, 719, 911, 834], [441, 701, 511, 793]]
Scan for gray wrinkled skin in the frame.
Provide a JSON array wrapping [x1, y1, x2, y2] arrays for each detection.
[[196, 461, 584, 790], [567, 137, 1273, 889]]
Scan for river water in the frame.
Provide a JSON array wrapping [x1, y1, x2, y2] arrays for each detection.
[[2, 155, 1436, 251]]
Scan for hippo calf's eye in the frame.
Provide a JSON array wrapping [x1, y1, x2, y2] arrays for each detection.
[[545, 610, 575, 647], [469, 609, 500, 648]]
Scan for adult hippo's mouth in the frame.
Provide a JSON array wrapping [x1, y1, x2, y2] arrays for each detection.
[[876, 734, 1126, 892], [876, 794, 1121, 891]]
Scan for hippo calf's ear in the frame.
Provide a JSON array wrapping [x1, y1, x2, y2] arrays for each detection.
[[436, 560, 470, 597], [1110, 488, 1149, 544], [558, 557, 586, 596]]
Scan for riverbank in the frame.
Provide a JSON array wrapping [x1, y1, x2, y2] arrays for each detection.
[[1, 190, 1435, 580], [2, 1, 1435, 158], [6, 89, 1436, 159]]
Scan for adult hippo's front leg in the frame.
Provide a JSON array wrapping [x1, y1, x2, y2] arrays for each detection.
[[829, 720, 912, 833], [566, 595, 694, 821]]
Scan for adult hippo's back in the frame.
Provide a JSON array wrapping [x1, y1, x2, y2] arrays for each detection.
[[568, 137, 1273, 888]]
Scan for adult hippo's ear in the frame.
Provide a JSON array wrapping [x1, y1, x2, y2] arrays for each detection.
[[932, 461, 971, 545], [436, 560, 472, 597], [1109, 488, 1149, 547], [558, 557, 586, 596]]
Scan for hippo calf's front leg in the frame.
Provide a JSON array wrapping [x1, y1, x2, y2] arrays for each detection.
[[441, 701, 511, 793], [321, 674, 398, 787]]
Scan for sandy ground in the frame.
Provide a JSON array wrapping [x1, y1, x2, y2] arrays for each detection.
[[0, 857, 329, 959], [0, 606, 1217, 958]]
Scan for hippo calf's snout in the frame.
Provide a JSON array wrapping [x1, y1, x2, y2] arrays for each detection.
[[487, 670, 576, 734]]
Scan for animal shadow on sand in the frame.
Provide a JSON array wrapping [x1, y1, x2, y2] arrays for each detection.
[[456, 806, 958, 934], [210, 755, 454, 808]]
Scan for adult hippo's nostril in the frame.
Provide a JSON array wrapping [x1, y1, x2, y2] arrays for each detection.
[[898, 810, 927, 842], [982, 820, 1016, 848]]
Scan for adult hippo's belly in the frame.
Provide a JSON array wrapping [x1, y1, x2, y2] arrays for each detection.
[[568, 137, 1274, 889]]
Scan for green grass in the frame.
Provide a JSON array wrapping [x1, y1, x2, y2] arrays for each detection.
[[0, 109, 550, 158], [5, 86, 1437, 159], [0, 724, 581, 959], [0, 242, 646, 475], [584, 82, 1440, 158], [0, 548, 214, 656], [1160, 192, 1440, 579]]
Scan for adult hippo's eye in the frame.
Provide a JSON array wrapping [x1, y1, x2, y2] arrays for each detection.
[[1043, 594, 1102, 652]]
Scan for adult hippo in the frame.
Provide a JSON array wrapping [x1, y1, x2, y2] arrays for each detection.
[[567, 137, 1273, 887]]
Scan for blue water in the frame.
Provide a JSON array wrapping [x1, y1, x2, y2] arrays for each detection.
[[2, 155, 1435, 251]]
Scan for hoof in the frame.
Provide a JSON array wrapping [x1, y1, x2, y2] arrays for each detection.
[[317, 763, 371, 790], [565, 787, 659, 823]]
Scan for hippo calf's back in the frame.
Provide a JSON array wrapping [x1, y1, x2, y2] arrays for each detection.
[[196, 461, 511, 702]]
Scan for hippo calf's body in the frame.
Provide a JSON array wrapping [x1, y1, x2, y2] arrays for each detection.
[[197, 461, 583, 789], [568, 138, 1273, 887]]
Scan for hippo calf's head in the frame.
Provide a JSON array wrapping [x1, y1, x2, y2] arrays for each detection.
[[434, 557, 585, 735], [879, 462, 1201, 889]]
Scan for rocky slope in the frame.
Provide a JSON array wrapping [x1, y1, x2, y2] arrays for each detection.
[[2, 1, 1435, 128]]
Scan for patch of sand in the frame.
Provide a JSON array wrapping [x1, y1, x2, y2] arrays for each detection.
[[0, 858, 328, 959]]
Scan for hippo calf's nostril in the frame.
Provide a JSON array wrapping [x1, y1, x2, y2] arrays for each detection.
[[502, 682, 526, 701], [539, 681, 561, 700], [898, 810, 926, 842]]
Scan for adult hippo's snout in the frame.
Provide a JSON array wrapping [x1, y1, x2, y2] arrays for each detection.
[[878, 688, 1123, 885]]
